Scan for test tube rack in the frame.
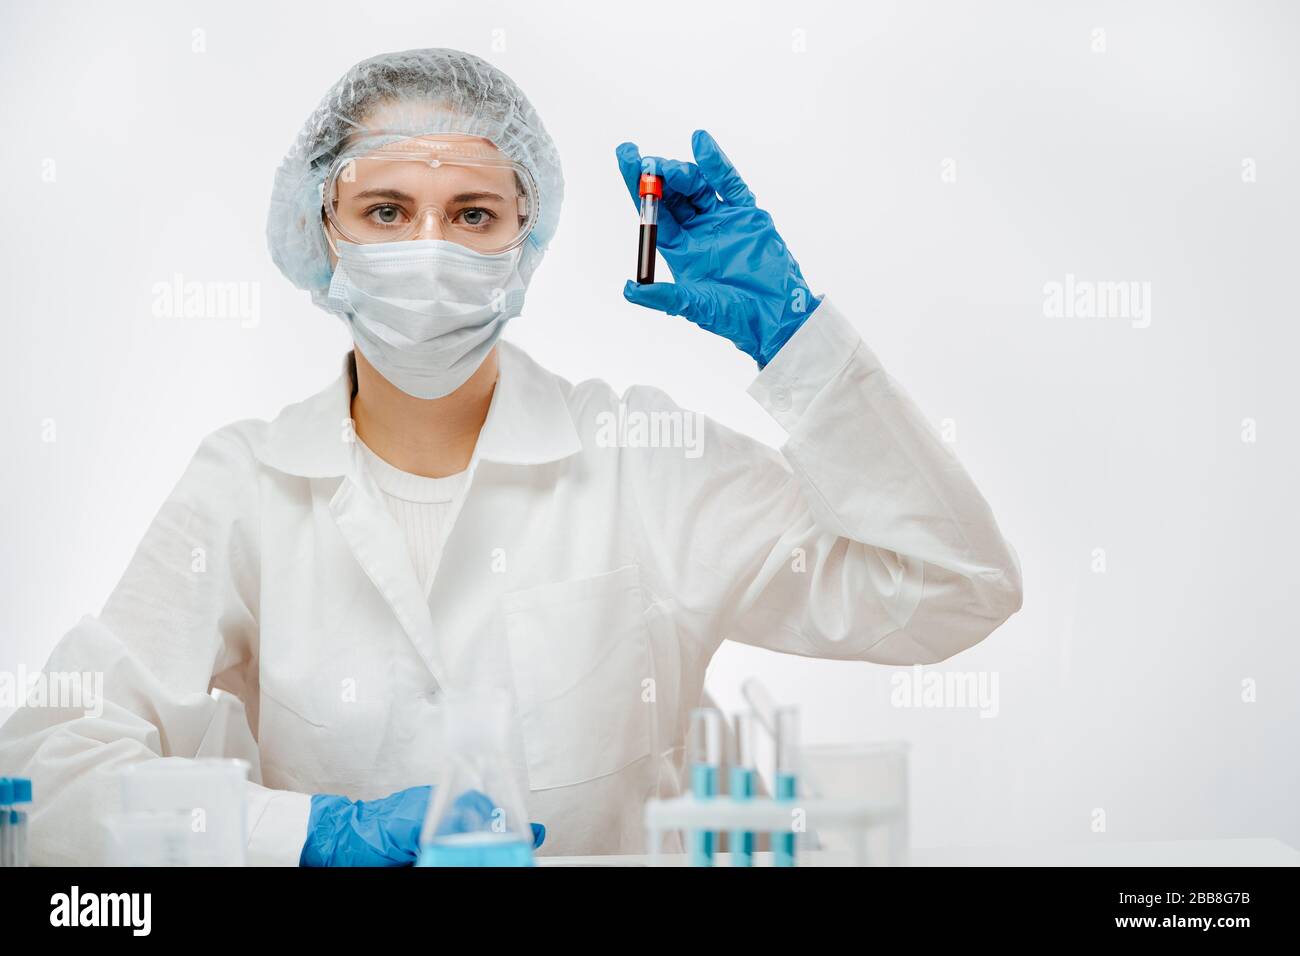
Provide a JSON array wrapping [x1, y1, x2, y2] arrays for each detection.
[[644, 794, 906, 867]]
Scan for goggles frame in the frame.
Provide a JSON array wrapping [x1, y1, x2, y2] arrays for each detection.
[[320, 133, 539, 255]]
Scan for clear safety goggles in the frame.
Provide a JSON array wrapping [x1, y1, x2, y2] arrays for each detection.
[[322, 135, 538, 255]]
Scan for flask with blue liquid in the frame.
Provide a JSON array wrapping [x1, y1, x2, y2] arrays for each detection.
[[416, 689, 535, 867]]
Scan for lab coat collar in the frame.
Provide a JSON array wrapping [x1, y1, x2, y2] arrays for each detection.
[[255, 342, 583, 478]]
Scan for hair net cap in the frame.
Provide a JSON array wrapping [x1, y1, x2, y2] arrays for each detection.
[[267, 48, 563, 311]]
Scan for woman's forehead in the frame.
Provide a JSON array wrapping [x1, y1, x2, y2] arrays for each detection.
[[372, 133, 503, 157]]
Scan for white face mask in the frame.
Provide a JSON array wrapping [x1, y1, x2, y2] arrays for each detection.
[[326, 239, 527, 399]]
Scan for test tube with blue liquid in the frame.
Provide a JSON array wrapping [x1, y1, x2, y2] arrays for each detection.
[[0, 778, 10, 867], [729, 713, 758, 867], [10, 778, 31, 867], [687, 708, 723, 866], [774, 708, 800, 867]]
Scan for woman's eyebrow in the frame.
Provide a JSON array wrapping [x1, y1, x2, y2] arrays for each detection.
[[352, 188, 415, 202], [449, 191, 507, 204]]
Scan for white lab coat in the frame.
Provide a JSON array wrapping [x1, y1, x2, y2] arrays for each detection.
[[0, 299, 1022, 865]]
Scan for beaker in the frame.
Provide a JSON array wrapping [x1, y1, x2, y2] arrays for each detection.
[[111, 757, 249, 866]]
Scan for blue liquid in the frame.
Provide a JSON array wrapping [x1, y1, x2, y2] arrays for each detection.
[[417, 837, 534, 867], [775, 771, 797, 867], [729, 767, 756, 867], [690, 763, 719, 867]]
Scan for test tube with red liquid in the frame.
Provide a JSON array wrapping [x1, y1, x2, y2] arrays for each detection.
[[636, 166, 664, 284]]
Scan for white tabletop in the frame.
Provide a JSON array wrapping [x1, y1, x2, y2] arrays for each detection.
[[539, 838, 1300, 867]]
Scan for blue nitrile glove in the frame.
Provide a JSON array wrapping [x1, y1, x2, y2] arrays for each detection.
[[300, 786, 546, 867], [616, 129, 821, 367], [433, 788, 546, 850]]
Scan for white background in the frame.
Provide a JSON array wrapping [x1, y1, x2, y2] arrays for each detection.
[[1, 0, 1296, 851]]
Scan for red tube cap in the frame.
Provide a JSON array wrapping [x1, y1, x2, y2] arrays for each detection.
[[638, 173, 664, 199]]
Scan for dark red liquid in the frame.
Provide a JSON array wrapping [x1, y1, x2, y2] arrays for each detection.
[[636, 223, 658, 284]]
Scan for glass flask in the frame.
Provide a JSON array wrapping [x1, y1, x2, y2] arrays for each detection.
[[417, 688, 535, 867]]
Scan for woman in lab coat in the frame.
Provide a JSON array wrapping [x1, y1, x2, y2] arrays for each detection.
[[0, 49, 1022, 865]]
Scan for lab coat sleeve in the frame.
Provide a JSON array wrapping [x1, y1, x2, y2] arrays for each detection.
[[0, 428, 312, 865], [626, 296, 1022, 664]]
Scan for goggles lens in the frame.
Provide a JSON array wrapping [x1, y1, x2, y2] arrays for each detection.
[[325, 144, 536, 254]]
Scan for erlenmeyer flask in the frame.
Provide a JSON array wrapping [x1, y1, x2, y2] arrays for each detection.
[[416, 688, 535, 867]]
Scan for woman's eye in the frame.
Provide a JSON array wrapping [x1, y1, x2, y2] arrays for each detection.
[[366, 204, 405, 225], [457, 207, 497, 228]]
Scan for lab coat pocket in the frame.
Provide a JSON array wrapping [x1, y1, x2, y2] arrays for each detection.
[[503, 564, 654, 791]]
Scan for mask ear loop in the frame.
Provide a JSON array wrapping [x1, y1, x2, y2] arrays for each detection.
[[322, 212, 341, 258]]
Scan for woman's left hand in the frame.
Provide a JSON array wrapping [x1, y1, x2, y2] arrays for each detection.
[[616, 130, 820, 367]]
